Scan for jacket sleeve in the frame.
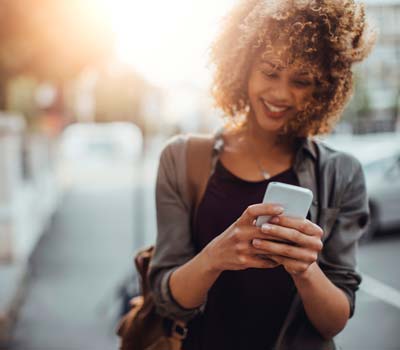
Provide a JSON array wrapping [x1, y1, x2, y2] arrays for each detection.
[[148, 136, 205, 322], [318, 155, 369, 318]]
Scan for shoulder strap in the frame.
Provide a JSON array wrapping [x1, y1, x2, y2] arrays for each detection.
[[134, 246, 154, 297], [186, 134, 216, 223]]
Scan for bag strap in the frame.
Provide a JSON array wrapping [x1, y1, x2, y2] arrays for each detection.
[[134, 246, 154, 297], [153, 134, 216, 343], [132, 130, 215, 296], [186, 134, 216, 222]]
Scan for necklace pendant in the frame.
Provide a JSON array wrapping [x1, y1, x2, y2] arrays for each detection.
[[261, 169, 271, 180]]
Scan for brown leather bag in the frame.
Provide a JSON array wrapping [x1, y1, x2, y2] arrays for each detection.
[[116, 134, 216, 350]]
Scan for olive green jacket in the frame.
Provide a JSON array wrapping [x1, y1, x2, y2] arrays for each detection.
[[149, 131, 369, 350]]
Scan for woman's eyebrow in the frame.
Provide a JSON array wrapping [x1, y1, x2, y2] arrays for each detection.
[[295, 71, 312, 77], [260, 59, 284, 70], [260, 60, 314, 77]]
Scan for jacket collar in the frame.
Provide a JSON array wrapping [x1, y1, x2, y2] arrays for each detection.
[[213, 126, 317, 162], [297, 137, 317, 160]]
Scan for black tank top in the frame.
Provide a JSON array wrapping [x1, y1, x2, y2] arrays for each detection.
[[183, 159, 301, 350]]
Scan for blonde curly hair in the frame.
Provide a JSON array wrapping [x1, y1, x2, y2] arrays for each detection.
[[210, 0, 377, 137]]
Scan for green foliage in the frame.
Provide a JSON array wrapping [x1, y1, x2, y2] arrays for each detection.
[[7, 76, 38, 120], [94, 67, 147, 125], [342, 70, 372, 123]]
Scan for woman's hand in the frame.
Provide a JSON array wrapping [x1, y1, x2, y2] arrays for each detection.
[[203, 203, 284, 273], [252, 215, 324, 276]]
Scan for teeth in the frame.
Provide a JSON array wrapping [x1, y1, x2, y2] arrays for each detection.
[[263, 100, 288, 113]]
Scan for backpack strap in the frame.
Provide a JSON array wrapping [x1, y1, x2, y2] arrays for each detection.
[[155, 134, 217, 343], [186, 134, 216, 225]]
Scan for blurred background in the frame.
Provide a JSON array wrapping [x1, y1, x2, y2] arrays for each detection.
[[0, 0, 399, 349]]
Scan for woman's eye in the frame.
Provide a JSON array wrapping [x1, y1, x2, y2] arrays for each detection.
[[293, 80, 312, 87], [262, 71, 278, 79]]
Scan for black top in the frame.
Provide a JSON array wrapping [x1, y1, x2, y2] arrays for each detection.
[[183, 159, 301, 350]]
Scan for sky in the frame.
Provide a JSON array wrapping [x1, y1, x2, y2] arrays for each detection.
[[103, 0, 234, 88]]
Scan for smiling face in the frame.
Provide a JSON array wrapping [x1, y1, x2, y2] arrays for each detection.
[[247, 50, 317, 136]]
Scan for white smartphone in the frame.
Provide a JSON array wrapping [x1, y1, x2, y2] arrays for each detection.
[[256, 182, 313, 227]]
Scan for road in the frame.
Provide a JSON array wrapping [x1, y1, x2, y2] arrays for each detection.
[[5, 146, 400, 350], [335, 234, 400, 350]]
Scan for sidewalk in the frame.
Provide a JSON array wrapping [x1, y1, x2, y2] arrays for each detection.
[[5, 153, 158, 350], [0, 263, 29, 345], [0, 129, 58, 345]]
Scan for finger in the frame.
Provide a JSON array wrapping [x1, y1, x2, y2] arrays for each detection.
[[247, 256, 280, 269], [250, 245, 281, 258], [242, 242, 280, 267], [258, 232, 294, 245], [269, 216, 323, 238], [237, 203, 284, 226], [233, 226, 264, 242], [252, 239, 318, 264], [240, 227, 292, 246], [261, 223, 323, 251], [269, 255, 310, 274]]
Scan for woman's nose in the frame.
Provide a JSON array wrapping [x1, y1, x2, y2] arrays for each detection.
[[269, 80, 293, 105]]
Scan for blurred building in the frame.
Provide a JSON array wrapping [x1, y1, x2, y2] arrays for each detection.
[[354, 0, 400, 133]]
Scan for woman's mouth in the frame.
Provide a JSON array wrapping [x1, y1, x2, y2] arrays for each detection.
[[261, 99, 291, 119]]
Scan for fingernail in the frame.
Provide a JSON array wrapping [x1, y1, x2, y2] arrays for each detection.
[[270, 216, 279, 224], [262, 224, 272, 232], [274, 206, 284, 214], [253, 239, 262, 247]]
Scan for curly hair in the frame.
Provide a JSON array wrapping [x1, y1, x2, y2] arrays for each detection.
[[210, 0, 377, 137]]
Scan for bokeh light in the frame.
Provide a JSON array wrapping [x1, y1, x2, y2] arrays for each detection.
[[103, 0, 234, 88]]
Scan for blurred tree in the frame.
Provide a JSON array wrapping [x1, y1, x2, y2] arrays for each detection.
[[92, 64, 164, 138], [355, 75, 372, 119], [0, 0, 114, 111], [94, 66, 146, 123], [342, 70, 372, 125], [7, 76, 38, 120]]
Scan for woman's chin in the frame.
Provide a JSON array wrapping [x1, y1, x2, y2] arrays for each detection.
[[255, 116, 286, 134]]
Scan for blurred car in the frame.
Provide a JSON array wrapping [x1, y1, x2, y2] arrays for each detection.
[[60, 122, 143, 164], [58, 122, 144, 188], [324, 132, 400, 242], [362, 147, 400, 241]]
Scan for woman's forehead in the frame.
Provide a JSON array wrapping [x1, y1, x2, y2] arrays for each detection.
[[258, 50, 321, 76]]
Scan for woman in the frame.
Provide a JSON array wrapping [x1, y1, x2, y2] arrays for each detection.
[[149, 1, 376, 349]]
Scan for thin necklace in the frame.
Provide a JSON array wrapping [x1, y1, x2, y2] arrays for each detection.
[[247, 137, 271, 180]]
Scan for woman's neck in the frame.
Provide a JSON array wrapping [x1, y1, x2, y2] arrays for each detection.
[[243, 121, 294, 158]]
